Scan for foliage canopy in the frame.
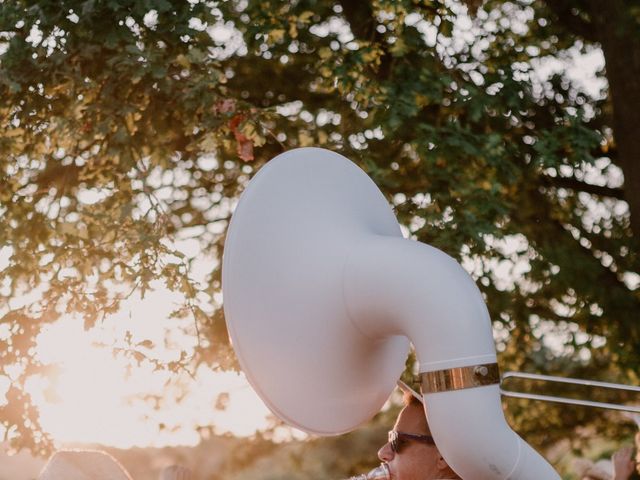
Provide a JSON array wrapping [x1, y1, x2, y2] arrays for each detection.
[[1, 0, 639, 461]]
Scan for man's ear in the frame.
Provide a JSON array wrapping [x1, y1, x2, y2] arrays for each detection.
[[436, 454, 458, 477]]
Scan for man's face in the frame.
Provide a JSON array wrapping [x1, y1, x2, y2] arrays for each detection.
[[377, 402, 451, 480]]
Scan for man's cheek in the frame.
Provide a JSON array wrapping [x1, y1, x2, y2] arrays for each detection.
[[388, 460, 401, 480]]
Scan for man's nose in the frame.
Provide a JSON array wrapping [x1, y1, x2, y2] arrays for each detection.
[[378, 442, 394, 462]]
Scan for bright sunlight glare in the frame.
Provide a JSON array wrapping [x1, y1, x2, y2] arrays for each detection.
[[22, 288, 272, 449]]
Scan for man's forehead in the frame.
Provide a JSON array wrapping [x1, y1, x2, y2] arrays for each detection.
[[395, 402, 430, 435]]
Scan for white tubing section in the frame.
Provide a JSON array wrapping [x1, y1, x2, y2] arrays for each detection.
[[344, 236, 560, 480]]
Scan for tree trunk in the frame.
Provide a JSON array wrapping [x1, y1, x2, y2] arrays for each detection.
[[589, 0, 640, 244]]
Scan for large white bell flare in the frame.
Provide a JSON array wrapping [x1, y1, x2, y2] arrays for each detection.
[[222, 147, 409, 434], [222, 147, 560, 479]]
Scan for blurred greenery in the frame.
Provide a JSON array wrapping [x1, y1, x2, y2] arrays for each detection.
[[0, 0, 639, 474]]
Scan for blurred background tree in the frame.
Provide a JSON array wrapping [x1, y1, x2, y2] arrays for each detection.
[[1, 0, 639, 468]]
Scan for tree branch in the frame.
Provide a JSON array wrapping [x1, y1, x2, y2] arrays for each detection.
[[339, 0, 393, 80], [339, 1, 378, 41], [542, 1, 598, 43], [541, 174, 625, 200]]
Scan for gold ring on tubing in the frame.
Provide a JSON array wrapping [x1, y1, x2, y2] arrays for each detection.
[[421, 363, 500, 394], [418, 367, 640, 413]]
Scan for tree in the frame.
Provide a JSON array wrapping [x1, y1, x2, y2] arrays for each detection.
[[1, 0, 638, 459]]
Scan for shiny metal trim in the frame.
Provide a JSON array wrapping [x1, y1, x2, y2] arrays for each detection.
[[500, 371, 640, 414], [420, 363, 500, 394]]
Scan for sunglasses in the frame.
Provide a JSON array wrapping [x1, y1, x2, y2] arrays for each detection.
[[388, 430, 436, 454]]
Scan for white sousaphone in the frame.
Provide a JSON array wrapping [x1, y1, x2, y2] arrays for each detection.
[[222, 148, 637, 479]]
